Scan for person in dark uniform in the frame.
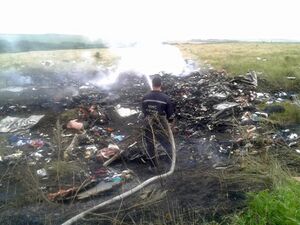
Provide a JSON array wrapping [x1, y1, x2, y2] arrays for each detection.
[[142, 76, 175, 170]]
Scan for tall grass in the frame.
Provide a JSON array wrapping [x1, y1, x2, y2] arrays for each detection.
[[178, 43, 300, 92], [232, 180, 300, 225], [268, 102, 300, 125], [231, 160, 300, 225]]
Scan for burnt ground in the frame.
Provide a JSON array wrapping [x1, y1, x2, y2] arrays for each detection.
[[0, 70, 299, 225]]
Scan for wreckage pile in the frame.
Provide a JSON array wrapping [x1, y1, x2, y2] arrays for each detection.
[[1, 69, 300, 206], [161, 71, 300, 157], [162, 70, 257, 133]]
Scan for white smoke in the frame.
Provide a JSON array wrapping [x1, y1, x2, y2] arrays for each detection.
[[91, 43, 196, 88], [114, 43, 186, 75]]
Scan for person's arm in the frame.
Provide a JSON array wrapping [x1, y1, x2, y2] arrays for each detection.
[[166, 97, 175, 123], [166, 98, 178, 133], [142, 96, 146, 117]]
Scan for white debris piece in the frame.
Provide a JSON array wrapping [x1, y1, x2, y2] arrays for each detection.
[[0, 115, 44, 133], [3, 151, 23, 160], [287, 77, 296, 80], [37, 168, 48, 177], [115, 104, 139, 117], [79, 86, 90, 90], [85, 145, 98, 153], [31, 152, 43, 160], [288, 133, 298, 141], [108, 144, 120, 150], [209, 92, 228, 99], [213, 102, 239, 111]]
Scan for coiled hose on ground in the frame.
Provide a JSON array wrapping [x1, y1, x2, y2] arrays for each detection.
[[62, 119, 176, 225]]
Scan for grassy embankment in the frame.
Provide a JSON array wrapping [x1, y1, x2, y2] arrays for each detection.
[[178, 43, 300, 92], [231, 161, 300, 225]]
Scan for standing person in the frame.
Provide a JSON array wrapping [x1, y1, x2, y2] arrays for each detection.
[[142, 76, 175, 172]]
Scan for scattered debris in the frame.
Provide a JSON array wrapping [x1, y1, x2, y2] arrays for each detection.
[[1, 67, 300, 210], [8, 135, 44, 148], [76, 170, 132, 200], [273, 129, 300, 147], [111, 133, 125, 142], [96, 144, 120, 163], [48, 187, 78, 201]]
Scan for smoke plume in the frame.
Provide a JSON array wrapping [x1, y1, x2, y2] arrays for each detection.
[[91, 43, 197, 88]]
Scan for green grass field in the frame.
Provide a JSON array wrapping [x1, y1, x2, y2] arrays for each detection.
[[178, 43, 300, 92], [231, 161, 300, 225]]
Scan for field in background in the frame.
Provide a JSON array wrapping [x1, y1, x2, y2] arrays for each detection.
[[2, 42, 300, 92], [0, 48, 116, 70], [0, 48, 117, 88], [178, 43, 300, 91], [0, 34, 106, 53]]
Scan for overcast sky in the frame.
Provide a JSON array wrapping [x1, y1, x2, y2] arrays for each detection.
[[1, 0, 299, 42]]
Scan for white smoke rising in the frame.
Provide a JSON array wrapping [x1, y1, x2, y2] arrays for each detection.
[[91, 43, 196, 88], [114, 43, 186, 75], [3, 70, 32, 86]]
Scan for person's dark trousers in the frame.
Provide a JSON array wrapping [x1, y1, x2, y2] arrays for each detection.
[[143, 116, 172, 168]]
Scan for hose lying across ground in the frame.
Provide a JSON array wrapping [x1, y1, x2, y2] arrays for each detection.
[[62, 121, 176, 225]]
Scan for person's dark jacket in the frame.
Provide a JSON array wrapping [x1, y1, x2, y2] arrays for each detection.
[[142, 90, 175, 122]]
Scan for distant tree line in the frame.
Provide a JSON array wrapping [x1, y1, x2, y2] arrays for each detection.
[[0, 34, 107, 53]]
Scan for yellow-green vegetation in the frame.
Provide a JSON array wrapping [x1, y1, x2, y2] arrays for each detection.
[[178, 43, 300, 91], [0, 48, 117, 71], [232, 181, 300, 225], [59, 109, 78, 124], [259, 102, 300, 125], [163, 159, 300, 225], [231, 161, 300, 225], [270, 102, 300, 125], [0, 135, 8, 155]]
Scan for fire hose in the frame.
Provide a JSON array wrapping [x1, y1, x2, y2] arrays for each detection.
[[62, 120, 176, 225]]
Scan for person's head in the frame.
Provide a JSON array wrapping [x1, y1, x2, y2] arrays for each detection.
[[152, 76, 162, 90]]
